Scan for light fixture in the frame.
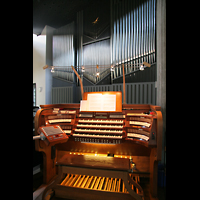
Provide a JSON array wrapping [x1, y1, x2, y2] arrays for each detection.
[[96, 64, 100, 77], [96, 72, 100, 77], [110, 65, 114, 72], [139, 65, 144, 71], [51, 67, 55, 73], [81, 66, 85, 73]]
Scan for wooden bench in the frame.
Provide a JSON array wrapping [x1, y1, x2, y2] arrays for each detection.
[[42, 154, 144, 200]]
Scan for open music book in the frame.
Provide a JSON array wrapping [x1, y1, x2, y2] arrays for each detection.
[[80, 93, 116, 112]]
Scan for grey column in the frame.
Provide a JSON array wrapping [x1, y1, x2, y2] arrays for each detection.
[[156, 0, 166, 163]]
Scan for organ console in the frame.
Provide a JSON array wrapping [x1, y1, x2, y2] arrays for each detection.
[[34, 91, 163, 200]]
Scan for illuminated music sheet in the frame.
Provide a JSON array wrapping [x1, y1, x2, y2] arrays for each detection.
[[80, 100, 88, 111], [88, 93, 103, 111], [80, 94, 116, 111], [101, 94, 116, 111]]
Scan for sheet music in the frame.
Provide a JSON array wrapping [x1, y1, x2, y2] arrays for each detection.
[[80, 94, 116, 111], [88, 94, 103, 111], [80, 100, 88, 111], [101, 94, 116, 111]]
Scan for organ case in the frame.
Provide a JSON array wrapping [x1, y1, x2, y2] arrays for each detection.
[[34, 92, 162, 200]]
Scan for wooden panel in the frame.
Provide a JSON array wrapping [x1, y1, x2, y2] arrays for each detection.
[[56, 139, 151, 157], [55, 185, 134, 200], [131, 156, 150, 172], [57, 151, 150, 173], [56, 154, 130, 171], [39, 103, 80, 110]]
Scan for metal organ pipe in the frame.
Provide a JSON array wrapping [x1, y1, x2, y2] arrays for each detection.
[[111, 0, 156, 79]]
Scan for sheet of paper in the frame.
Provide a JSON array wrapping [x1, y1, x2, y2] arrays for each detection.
[[80, 100, 88, 111], [87, 94, 103, 111], [86, 94, 116, 111], [101, 94, 116, 111]]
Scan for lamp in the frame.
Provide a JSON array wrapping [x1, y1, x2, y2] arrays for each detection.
[[51, 67, 55, 73], [81, 66, 85, 73], [139, 65, 144, 71], [140, 62, 151, 70], [96, 64, 99, 77], [96, 72, 100, 77]]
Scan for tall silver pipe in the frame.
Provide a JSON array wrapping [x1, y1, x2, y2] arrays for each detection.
[[111, 0, 155, 79]]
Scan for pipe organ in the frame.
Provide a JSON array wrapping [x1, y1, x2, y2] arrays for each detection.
[[34, 91, 162, 200]]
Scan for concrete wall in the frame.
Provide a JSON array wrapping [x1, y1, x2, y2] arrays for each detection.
[[33, 34, 46, 106], [41, 25, 55, 104], [33, 26, 55, 106]]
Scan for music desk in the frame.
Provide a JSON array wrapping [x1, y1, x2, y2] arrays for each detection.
[[42, 154, 144, 200]]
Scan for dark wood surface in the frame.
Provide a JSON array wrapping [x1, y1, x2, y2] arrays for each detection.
[[56, 154, 130, 171]]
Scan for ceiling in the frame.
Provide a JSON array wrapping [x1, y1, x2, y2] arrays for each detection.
[[33, 0, 110, 36]]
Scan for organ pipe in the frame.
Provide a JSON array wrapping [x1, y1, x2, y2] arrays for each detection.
[[111, 0, 156, 79]]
